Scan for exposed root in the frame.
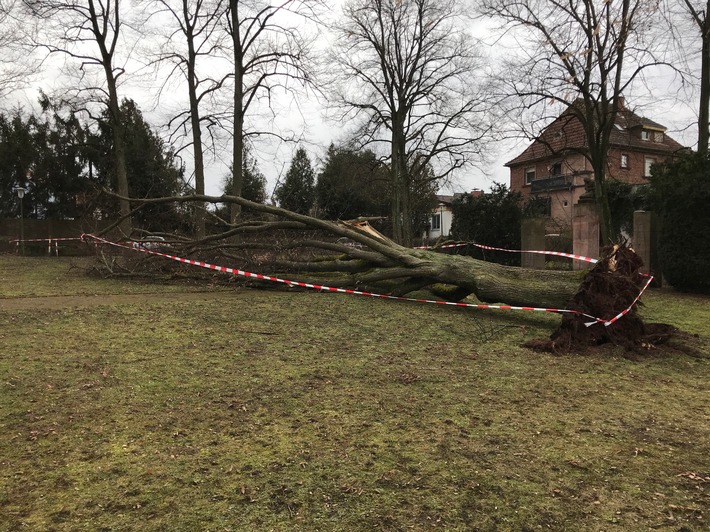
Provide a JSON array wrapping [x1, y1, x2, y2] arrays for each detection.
[[525, 244, 676, 354]]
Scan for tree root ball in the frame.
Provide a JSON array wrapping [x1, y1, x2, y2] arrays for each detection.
[[524, 244, 675, 354]]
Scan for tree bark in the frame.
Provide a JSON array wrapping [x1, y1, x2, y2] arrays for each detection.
[[699, 1, 710, 155], [186, 9, 206, 239]]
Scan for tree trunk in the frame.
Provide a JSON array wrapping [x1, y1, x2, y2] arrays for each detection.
[[106, 77, 131, 236], [391, 116, 411, 245], [403, 250, 580, 309], [229, 0, 244, 224], [593, 172, 612, 245], [124, 192, 581, 308], [187, 24, 206, 239], [699, 5, 710, 155]]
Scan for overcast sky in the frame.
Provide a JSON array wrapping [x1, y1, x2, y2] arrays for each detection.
[[7, 0, 701, 200]]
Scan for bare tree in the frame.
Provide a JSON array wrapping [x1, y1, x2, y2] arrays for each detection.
[[143, 0, 231, 238], [482, 0, 673, 243], [0, 0, 39, 106], [327, 0, 493, 246], [23, 0, 135, 234], [224, 0, 319, 223], [681, 0, 710, 154]]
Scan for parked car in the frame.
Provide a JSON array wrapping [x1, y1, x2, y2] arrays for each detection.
[[132, 236, 167, 250], [336, 237, 363, 249]]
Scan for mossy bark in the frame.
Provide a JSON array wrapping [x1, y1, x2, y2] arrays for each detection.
[[400, 252, 581, 309]]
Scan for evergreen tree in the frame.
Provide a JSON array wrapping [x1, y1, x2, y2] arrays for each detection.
[[274, 147, 315, 214], [315, 144, 389, 220], [649, 152, 710, 293], [222, 145, 267, 204], [451, 183, 523, 266], [408, 158, 439, 238], [93, 99, 185, 231], [0, 109, 88, 219], [0, 112, 39, 218]]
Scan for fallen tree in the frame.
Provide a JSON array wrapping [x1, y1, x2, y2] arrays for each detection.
[[97, 193, 675, 352], [102, 193, 581, 307]]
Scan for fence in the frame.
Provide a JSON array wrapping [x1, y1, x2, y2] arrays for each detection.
[[0, 218, 120, 254]]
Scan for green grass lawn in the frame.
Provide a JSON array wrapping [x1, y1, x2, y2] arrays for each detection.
[[0, 255, 708, 531]]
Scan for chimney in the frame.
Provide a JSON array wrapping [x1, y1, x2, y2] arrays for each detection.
[[615, 96, 625, 111], [470, 189, 483, 198]]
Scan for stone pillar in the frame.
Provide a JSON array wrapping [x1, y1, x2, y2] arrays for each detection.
[[633, 210, 662, 287], [572, 201, 599, 270], [521, 218, 546, 269]]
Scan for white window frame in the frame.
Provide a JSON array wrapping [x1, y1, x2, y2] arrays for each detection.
[[621, 154, 629, 169], [431, 213, 441, 231], [641, 130, 651, 141], [525, 166, 536, 185], [644, 157, 655, 177]]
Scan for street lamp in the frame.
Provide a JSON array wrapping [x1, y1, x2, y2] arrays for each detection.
[[12, 187, 26, 256]]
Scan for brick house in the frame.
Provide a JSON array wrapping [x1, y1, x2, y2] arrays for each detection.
[[505, 99, 685, 230]]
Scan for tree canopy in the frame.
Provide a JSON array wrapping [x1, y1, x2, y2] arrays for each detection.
[[0, 101, 185, 231], [450, 183, 523, 265], [328, 0, 492, 245], [91, 99, 185, 231], [649, 151, 710, 293], [315, 144, 389, 220], [0, 110, 88, 219], [274, 147, 315, 214], [482, 0, 672, 243]]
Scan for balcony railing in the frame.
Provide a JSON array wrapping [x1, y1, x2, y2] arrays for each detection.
[[530, 174, 575, 193]]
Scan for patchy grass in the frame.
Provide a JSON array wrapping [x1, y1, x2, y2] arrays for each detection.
[[0, 256, 226, 299], [0, 255, 708, 531]]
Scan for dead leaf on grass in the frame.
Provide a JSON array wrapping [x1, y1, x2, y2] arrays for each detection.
[[677, 471, 710, 483], [397, 372, 419, 384]]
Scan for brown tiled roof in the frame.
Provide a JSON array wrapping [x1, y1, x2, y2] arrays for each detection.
[[505, 105, 685, 167], [436, 193, 467, 205]]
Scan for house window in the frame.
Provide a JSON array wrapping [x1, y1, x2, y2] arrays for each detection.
[[654, 131, 664, 143], [525, 166, 536, 185], [550, 161, 562, 176], [431, 213, 441, 231], [644, 157, 655, 177], [621, 154, 629, 169], [528, 196, 552, 217], [641, 130, 651, 141]]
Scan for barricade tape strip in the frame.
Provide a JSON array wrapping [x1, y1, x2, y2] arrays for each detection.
[[10, 237, 84, 243], [415, 241, 599, 264], [414, 243, 468, 250], [600, 274, 654, 328], [83, 233, 614, 324]]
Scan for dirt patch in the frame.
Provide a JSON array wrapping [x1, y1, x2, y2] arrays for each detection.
[[0, 290, 236, 311]]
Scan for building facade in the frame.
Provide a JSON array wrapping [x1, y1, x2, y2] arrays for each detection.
[[505, 100, 685, 230], [425, 190, 483, 241]]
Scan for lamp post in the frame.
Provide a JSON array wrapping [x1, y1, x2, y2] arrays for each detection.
[[13, 186, 26, 256]]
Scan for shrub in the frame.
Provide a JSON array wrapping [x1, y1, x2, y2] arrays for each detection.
[[450, 183, 522, 265], [648, 152, 710, 294]]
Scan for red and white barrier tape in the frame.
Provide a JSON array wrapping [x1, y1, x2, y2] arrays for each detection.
[[10, 237, 83, 243], [471, 243, 599, 264], [415, 241, 599, 264], [81, 233, 652, 326], [414, 242, 468, 250], [600, 274, 654, 327], [10, 237, 83, 255]]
